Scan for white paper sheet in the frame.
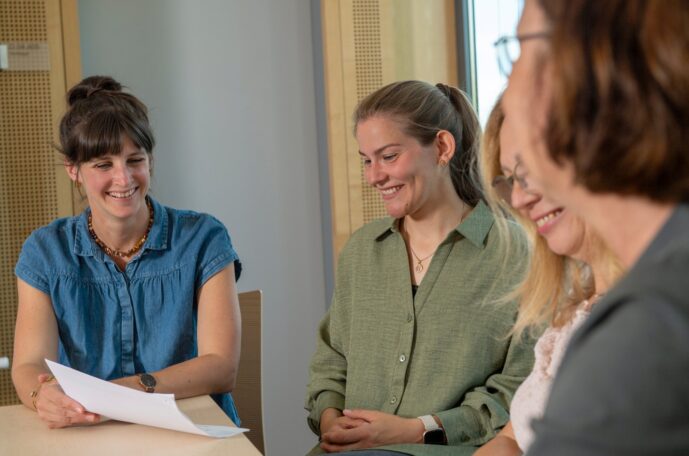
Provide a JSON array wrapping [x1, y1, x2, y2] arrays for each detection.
[[46, 359, 248, 438]]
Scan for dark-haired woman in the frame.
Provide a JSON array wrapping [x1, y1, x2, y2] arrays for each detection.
[[305, 81, 536, 456], [11, 76, 242, 427]]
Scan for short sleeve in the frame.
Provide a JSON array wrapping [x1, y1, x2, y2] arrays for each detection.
[[15, 230, 50, 294], [195, 215, 241, 290]]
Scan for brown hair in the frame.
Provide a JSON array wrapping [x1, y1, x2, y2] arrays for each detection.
[[354, 80, 483, 205], [481, 98, 621, 336], [539, 0, 689, 202], [59, 75, 155, 165]]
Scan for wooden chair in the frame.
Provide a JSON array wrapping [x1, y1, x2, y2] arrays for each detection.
[[234, 290, 265, 454]]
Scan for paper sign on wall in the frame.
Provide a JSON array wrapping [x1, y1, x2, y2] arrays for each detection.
[[1, 42, 50, 71]]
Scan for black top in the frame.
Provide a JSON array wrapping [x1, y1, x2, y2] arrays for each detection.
[[527, 204, 689, 455]]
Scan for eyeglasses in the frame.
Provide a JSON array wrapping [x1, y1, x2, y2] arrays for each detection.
[[491, 161, 533, 206], [494, 32, 550, 77]]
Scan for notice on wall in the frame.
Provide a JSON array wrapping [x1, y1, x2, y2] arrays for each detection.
[[1, 42, 50, 71], [0, 44, 8, 70]]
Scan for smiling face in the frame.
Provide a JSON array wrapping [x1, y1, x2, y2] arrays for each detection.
[[502, 0, 581, 209], [499, 115, 588, 259], [356, 115, 449, 220], [67, 136, 151, 224]]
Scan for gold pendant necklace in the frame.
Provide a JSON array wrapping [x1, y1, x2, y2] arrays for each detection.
[[88, 199, 154, 258], [408, 244, 434, 273], [403, 202, 470, 274]]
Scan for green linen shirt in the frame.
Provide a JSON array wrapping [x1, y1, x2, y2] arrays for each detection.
[[305, 201, 535, 456]]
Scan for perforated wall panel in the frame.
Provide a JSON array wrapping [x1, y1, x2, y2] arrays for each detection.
[[352, 0, 388, 224], [0, 0, 59, 406]]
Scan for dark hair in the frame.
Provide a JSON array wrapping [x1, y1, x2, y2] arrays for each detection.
[[539, 0, 689, 202], [353, 80, 483, 205], [59, 75, 155, 165]]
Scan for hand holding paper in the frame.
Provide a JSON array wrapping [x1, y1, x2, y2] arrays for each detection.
[[46, 359, 248, 438], [33, 371, 100, 428]]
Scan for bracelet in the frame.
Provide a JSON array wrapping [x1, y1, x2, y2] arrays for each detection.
[[30, 375, 56, 411]]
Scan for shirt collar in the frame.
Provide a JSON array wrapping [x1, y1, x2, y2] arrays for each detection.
[[635, 203, 688, 264], [73, 210, 96, 257], [374, 200, 494, 249], [145, 196, 169, 251], [73, 196, 169, 257]]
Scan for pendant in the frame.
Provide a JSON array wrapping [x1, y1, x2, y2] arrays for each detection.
[[415, 262, 424, 273]]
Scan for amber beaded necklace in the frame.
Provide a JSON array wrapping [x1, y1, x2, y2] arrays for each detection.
[[88, 198, 154, 258]]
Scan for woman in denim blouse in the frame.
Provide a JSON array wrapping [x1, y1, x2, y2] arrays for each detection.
[[11, 76, 242, 427]]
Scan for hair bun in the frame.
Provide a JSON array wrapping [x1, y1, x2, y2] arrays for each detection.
[[67, 76, 123, 107]]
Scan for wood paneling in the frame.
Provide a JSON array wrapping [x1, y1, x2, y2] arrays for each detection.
[[0, 0, 81, 406], [321, 0, 458, 261]]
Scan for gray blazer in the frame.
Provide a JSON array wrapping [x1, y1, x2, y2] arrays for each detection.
[[527, 204, 689, 455]]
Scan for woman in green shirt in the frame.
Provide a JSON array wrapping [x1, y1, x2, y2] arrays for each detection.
[[305, 80, 535, 456]]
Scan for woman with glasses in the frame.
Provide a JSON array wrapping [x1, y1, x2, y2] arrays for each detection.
[[474, 100, 620, 455], [494, 32, 549, 79], [305, 80, 536, 455], [502, 0, 689, 454]]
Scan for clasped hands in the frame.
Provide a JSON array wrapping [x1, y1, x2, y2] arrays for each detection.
[[319, 408, 425, 453], [32, 373, 100, 428]]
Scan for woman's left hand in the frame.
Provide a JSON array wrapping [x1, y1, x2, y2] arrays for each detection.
[[319, 409, 425, 453]]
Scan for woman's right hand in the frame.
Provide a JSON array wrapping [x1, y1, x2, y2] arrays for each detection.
[[319, 408, 371, 453], [34, 373, 100, 428], [319, 408, 366, 436]]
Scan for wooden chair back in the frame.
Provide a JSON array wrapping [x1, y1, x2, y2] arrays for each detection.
[[234, 290, 264, 454]]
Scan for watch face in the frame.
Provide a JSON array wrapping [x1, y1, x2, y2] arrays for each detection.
[[423, 429, 446, 445], [140, 373, 156, 388]]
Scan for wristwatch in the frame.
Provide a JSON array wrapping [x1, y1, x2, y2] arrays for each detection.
[[419, 414, 447, 445], [137, 373, 157, 393]]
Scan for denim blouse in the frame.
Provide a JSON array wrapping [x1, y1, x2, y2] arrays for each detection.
[[15, 196, 242, 424]]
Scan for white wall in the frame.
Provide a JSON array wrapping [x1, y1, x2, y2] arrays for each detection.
[[79, 1, 327, 454]]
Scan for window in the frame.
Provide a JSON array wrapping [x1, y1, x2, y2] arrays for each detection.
[[467, 0, 523, 125]]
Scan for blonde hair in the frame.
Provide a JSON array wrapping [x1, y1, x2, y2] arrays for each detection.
[[480, 97, 622, 336]]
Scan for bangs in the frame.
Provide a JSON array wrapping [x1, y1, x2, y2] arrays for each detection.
[[67, 110, 154, 163]]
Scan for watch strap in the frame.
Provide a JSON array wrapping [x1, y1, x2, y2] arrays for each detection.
[[418, 414, 441, 432]]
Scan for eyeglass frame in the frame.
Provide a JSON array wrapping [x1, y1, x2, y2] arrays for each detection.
[[491, 160, 535, 206], [494, 31, 550, 77]]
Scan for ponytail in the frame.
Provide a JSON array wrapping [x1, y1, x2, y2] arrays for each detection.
[[436, 83, 483, 205]]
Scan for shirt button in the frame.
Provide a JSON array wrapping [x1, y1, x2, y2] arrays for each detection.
[[390, 396, 397, 404], [399, 354, 406, 363], [406, 313, 413, 322]]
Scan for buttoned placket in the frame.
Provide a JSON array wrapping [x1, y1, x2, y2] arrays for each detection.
[[388, 311, 414, 411], [384, 231, 457, 414], [101, 250, 147, 378], [382, 233, 418, 413]]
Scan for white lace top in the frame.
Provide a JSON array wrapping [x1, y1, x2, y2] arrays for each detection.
[[510, 301, 594, 451]]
